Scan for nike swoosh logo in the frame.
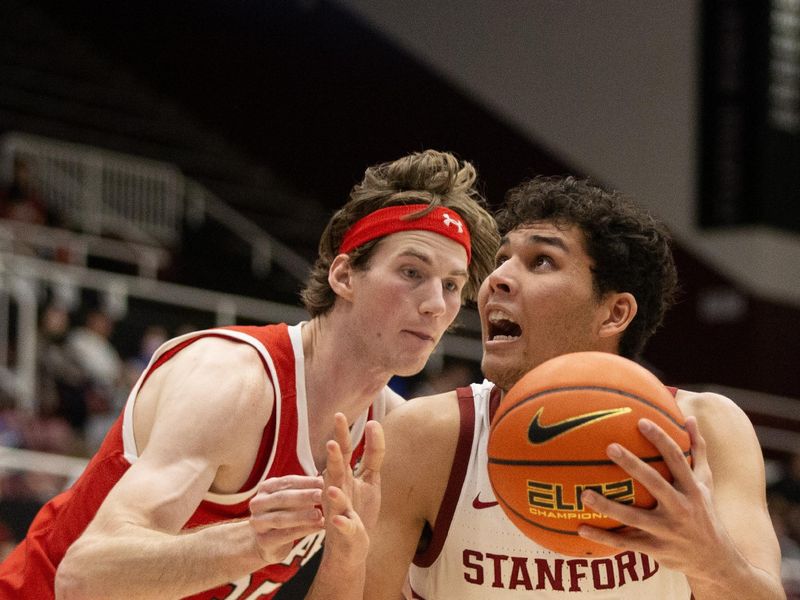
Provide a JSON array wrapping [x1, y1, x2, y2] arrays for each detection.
[[472, 493, 499, 509], [528, 406, 631, 444]]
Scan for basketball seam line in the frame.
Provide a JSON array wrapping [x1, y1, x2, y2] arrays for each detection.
[[488, 450, 692, 466]]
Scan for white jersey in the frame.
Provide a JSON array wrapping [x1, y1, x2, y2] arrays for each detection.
[[407, 380, 692, 599]]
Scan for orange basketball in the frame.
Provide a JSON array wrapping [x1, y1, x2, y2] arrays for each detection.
[[487, 351, 691, 557]]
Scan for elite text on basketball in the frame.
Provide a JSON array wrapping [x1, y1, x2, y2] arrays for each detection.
[[527, 478, 635, 513]]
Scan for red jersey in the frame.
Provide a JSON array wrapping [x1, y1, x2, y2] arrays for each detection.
[[0, 323, 389, 599]]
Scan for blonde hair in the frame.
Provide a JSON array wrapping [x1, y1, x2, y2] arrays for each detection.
[[301, 150, 499, 317]]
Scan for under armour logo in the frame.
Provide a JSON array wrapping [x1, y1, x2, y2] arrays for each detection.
[[442, 213, 463, 233]]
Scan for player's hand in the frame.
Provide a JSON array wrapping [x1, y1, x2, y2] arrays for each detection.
[[577, 417, 732, 577], [320, 413, 385, 567], [248, 474, 325, 564]]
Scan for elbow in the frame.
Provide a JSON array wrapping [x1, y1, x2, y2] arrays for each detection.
[[55, 543, 97, 600], [55, 564, 84, 600]]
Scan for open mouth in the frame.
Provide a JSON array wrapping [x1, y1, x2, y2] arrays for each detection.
[[487, 310, 522, 341]]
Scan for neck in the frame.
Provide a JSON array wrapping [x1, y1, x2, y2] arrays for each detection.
[[301, 316, 391, 425]]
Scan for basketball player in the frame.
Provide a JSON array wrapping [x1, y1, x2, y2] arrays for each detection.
[[0, 150, 499, 599], [363, 176, 785, 599]]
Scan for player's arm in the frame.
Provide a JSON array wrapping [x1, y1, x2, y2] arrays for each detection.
[[363, 393, 460, 600], [55, 338, 325, 600], [680, 393, 785, 599], [579, 391, 785, 600]]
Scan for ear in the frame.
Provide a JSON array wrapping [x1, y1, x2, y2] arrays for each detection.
[[597, 292, 637, 339], [328, 254, 355, 301]]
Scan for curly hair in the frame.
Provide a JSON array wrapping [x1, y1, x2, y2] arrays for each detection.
[[495, 176, 678, 359], [301, 150, 499, 317]]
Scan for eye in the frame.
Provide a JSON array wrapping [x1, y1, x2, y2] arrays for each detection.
[[532, 255, 555, 270], [402, 267, 421, 279], [444, 279, 462, 294], [494, 253, 509, 268]]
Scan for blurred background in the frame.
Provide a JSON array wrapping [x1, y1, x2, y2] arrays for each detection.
[[0, 0, 798, 595]]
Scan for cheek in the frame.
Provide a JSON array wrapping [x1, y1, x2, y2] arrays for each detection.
[[547, 300, 597, 341], [374, 280, 417, 315], [444, 297, 462, 323], [376, 278, 410, 301], [524, 294, 585, 340]]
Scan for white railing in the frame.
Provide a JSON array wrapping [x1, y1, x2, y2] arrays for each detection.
[[0, 446, 88, 482], [0, 446, 88, 510], [1, 133, 183, 245], [0, 218, 170, 278], [185, 182, 311, 281], [0, 251, 300, 413], [1, 132, 313, 282]]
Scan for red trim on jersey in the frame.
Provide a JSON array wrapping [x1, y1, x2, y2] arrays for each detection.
[[408, 584, 428, 599], [488, 385, 502, 423], [241, 402, 278, 492], [349, 405, 375, 467], [413, 387, 475, 568]]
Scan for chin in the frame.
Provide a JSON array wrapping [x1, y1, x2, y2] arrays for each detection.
[[394, 357, 429, 379], [482, 359, 527, 393]]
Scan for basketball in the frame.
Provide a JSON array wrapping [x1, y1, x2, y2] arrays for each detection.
[[487, 351, 691, 557]]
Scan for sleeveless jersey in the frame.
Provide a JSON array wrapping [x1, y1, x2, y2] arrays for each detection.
[[407, 380, 691, 599], [0, 323, 390, 600]]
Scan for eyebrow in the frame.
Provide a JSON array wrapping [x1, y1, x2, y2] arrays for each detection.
[[499, 233, 569, 252], [398, 249, 469, 278]]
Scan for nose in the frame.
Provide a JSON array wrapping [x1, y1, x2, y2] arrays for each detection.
[[486, 260, 516, 296], [419, 279, 447, 317]]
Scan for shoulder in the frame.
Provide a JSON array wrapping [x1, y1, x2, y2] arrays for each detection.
[[675, 388, 762, 471], [170, 332, 266, 362], [383, 390, 461, 445], [156, 335, 269, 394], [676, 388, 754, 436], [381, 390, 463, 524], [138, 335, 274, 454]]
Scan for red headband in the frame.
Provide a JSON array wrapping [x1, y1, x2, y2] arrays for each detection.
[[339, 204, 472, 264]]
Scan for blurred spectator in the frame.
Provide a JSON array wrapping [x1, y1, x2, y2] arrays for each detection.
[[116, 324, 169, 422], [0, 522, 15, 562], [65, 309, 124, 451], [0, 155, 73, 263], [17, 415, 76, 503], [0, 157, 47, 226], [36, 304, 87, 433], [0, 407, 77, 552], [126, 324, 168, 377], [0, 409, 24, 449], [66, 309, 122, 396]]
